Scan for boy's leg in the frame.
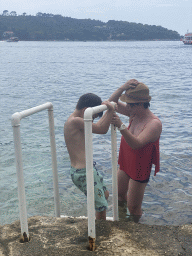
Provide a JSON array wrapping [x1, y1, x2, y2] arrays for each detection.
[[104, 190, 109, 200], [95, 190, 109, 220], [96, 209, 106, 220], [71, 166, 108, 220], [93, 166, 108, 220]]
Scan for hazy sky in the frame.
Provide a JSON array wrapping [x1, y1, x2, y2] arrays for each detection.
[[1, 0, 192, 35]]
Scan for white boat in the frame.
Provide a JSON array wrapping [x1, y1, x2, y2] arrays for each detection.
[[182, 32, 192, 45], [7, 37, 19, 42]]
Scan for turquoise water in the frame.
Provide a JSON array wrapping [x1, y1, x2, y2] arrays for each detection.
[[0, 40, 192, 225]]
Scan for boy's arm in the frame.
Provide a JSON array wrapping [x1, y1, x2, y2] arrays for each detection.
[[71, 101, 115, 134], [92, 101, 115, 134]]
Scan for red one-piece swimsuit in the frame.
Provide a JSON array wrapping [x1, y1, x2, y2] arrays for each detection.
[[118, 119, 160, 181]]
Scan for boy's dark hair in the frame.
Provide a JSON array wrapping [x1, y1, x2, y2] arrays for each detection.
[[76, 93, 103, 117]]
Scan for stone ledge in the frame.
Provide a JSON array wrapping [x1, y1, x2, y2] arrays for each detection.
[[0, 216, 192, 256]]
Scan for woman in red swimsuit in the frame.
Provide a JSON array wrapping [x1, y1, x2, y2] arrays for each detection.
[[109, 79, 162, 220]]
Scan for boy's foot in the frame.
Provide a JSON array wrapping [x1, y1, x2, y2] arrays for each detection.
[[104, 190, 109, 200]]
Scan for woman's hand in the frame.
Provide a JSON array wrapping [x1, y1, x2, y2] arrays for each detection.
[[120, 79, 139, 91], [111, 113, 123, 128]]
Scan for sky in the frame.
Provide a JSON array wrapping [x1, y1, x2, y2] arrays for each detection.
[[1, 0, 192, 35]]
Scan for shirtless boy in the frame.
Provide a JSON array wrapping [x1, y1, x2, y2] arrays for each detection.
[[64, 93, 115, 220], [109, 79, 162, 221]]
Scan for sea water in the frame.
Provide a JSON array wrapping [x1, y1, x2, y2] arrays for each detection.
[[0, 40, 192, 226]]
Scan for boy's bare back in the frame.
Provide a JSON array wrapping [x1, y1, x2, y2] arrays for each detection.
[[64, 113, 86, 169], [64, 99, 115, 169]]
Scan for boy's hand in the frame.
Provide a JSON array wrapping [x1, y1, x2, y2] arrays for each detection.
[[102, 100, 116, 111]]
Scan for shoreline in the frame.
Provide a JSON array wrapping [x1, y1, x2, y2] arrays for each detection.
[[0, 38, 182, 42], [0, 40, 182, 42], [1, 216, 192, 255]]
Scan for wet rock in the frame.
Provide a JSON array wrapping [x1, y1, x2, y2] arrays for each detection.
[[0, 216, 191, 256]]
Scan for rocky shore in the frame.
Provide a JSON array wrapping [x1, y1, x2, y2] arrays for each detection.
[[0, 216, 192, 255]]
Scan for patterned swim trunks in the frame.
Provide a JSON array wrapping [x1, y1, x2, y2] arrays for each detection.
[[70, 164, 108, 212]]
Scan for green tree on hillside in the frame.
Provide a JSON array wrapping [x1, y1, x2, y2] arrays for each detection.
[[0, 13, 181, 41], [2, 10, 9, 16]]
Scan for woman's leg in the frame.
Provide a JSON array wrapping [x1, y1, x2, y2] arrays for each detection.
[[127, 179, 147, 216], [118, 169, 130, 202]]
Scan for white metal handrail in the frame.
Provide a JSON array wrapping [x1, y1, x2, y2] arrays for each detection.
[[11, 102, 60, 242], [84, 102, 118, 249]]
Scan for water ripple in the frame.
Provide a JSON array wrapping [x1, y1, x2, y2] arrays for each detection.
[[0, 41, 192, 225]]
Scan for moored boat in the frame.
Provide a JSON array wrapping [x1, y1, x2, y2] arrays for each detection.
[[182, 32, 192, 45], [7, 37, 19, 42]]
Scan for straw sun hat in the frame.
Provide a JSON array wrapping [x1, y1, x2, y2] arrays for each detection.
[[119, 83, 151, 103]]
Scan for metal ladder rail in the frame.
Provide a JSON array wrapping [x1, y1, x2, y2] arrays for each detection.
[[11, 102, 60, 242], [84, 102, 118, 250]]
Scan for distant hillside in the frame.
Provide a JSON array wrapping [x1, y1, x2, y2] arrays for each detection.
[[0, 13, 180, 41]]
